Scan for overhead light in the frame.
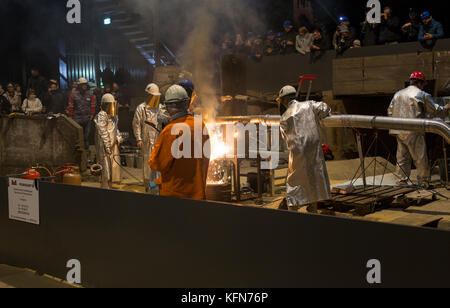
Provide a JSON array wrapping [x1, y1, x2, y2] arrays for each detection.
[[104, 18, 111, 25]]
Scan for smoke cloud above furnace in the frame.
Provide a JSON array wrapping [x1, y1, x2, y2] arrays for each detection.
[[129, 0, 265, 120]]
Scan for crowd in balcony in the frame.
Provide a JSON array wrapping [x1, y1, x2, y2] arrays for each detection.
[[220, 7, 445, 62]]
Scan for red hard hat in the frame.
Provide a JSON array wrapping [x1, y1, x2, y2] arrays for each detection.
[[410, 71, 426, 81]]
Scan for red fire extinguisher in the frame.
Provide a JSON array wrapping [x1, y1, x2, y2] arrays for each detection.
[[21, 169, 41, 180]]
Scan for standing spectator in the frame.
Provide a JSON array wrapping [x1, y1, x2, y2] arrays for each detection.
[[15, 84, 23, 102], [67, 78, 96, 153], [101, 64, 115, 87], [280, 20, 297, 54], [22, 89, 43, 115], [251, 35, 264, 61], [93, 86, 104, 115], [310, 29, 329, 63], [419, 11, 445, 49], [43, 81, 67, 114], [0, 85, 12, 115], [234, 34, 245, 54], [402, 8, 421, 42], [220, 32, 234, 56], [378, 6, 401, 44], [296, 26, 313, 55], [264, 30, 279, 56], [333, 25, 354, 55], [351, 40, 362, 49], [361, 8, 379, 46], [336, 16, 356, 37], [27, 68, 48, 100], [3, 83, 21, 112], [244, 32, 256, 56]]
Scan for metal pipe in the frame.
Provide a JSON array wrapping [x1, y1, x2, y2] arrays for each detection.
[[216, 114, 450, 144], [215, 115, 281, 126], [322, 115, 450, 144]]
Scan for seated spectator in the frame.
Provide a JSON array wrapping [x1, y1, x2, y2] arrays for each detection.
[[22, 89, 43, 115], [3, 83, 22, 112], [402, 8, 421, 42], [234, 34, 245, 54], [378, 6, 401, 44], [280, 20, 297, 54], [264, 30, 279, 56], [310, 28, 329, 63], [351, 40, 362, 49], [334, 25, 354, 55], [0, 85, 12, 115], [296, 26, 313, 55], [43, 81, 67, 115], [419, 11, 444, 49], [361, 8, 379, 46]]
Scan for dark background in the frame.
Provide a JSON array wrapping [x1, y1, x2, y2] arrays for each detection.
[[1, 0, 449, 86]]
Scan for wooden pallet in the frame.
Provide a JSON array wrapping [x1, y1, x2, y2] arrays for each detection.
[[329, 186, 417, 216]]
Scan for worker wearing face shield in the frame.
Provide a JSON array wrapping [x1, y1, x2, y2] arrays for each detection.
[[132, 83, 169, 193], [149, 85, 210, 200], [278, 85, 332, 212], [388, 72, 450, 188], [94, 94, 123, 189]]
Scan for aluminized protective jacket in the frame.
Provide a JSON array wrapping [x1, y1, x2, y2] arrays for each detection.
[[388, 85, 448, 136], [132, 103, 169, 182], [280, 100, 332, 207], [94, 111, 121, 188]]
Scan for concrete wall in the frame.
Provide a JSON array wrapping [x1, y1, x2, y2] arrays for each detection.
[[0, 115, 85, 176]]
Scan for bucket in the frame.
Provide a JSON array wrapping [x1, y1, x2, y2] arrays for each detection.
[[124, 154, 136, 168]]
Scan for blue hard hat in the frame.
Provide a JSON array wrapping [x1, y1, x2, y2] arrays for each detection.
[[421, 11, 431, 19], [283, 20, 292, 27], [339, 16, 349, 22], [178, 79, 195, 97]]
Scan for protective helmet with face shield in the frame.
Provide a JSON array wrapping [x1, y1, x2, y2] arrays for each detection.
[[145, 83, 162, 108], [101, 93, 119, 116]]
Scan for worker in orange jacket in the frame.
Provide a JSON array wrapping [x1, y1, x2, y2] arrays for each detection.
[[149, 85, 210, 200]]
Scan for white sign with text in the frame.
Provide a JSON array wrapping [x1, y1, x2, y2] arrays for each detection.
[[8, 178, 40, 225]]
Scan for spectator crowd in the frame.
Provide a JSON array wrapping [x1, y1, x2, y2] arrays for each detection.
[[220, 7, 445, 62]]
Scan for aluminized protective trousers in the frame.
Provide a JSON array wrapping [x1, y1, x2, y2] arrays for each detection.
[[395, 133, 430, 184], [94, 111, 121, 189], [281, 100, 332, 207]]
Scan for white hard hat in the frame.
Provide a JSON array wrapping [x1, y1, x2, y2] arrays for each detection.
[[165, 85, 189, 104], [145, 83, 161, 96], [78, 77, 88, 84], [101, 93, 116, 104], [278, 85, 296, 99]]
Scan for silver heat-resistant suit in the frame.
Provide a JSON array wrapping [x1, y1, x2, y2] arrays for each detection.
[[132, 103, 169, 186], [388, 85, 448, 184], [94, 111, 122, 188], [281, 100, 332, 207]]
